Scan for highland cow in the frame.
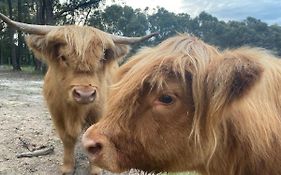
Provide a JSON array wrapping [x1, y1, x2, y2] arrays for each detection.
[[0, 13, 156, 174], [83, 34, 281, 175]]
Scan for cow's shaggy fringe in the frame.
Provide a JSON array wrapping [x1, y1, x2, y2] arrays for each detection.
[[109, 34, 281, 175]]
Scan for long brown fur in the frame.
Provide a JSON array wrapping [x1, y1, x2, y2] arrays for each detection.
[[25, 26, 129, 174], [83, 34, 281, 175]]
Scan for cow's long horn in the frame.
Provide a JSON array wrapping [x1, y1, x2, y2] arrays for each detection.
[[0, 13, 57, 35], [110, 32, 159, 44]]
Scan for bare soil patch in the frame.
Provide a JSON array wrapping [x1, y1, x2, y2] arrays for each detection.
[[0, 69, 141, 175]]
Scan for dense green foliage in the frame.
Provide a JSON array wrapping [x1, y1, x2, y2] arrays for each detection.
[[1, 1, 281, 71]]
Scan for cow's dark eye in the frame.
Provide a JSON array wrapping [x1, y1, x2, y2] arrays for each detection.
[[60, 55, 66, 61], [158, 95, 174, 104], [104, 48, 114, 60], [58, 55, 69, 67]]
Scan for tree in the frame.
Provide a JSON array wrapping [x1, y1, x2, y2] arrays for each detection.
[[16, 0, 23, 70], [148, 7, 194, 44], [56, 0, 102, 25], [148, 8, 178, 39], [268, 25, 281, 55], [88, 5, 152, 56], [7, 0, 20, 70], [1, 1, 281, 70], [90, 5, 149, 36]]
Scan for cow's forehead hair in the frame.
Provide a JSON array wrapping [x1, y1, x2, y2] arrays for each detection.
[[50, 26, 113, 58], [49, 26, 114, 72], [107, 34, 220, 120], [113, 34, 219, 96]]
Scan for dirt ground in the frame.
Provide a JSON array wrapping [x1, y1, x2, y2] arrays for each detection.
[[0, 69, 143, 175]]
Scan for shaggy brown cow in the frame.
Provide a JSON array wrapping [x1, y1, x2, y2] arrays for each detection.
[[0, 13, 156, 174], [83, 34, 281, 175]]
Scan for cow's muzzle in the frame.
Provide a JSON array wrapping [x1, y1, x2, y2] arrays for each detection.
[[82, 126, 123, 173], [72, 85, 97, 104], [82, 132, 104, 159]]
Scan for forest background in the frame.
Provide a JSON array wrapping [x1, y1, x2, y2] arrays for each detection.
[[0, 0, 280, 71]]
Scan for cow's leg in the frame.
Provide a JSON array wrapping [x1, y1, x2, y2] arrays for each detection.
[[50, 111, 80, 174], [61, 134, 76, 174]]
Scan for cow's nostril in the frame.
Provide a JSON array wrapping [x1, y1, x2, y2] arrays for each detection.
[[73, 89, 81, 98], [87, 142, 102, 155], [90, 90, 96, 98]]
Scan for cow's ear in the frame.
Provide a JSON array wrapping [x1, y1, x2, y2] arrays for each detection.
[[205, 51, 263, 104], [102, 44, 130, 65], [25, 34, 65, 63], [25, 35, 48, 60], [114, 44, 130, 59]]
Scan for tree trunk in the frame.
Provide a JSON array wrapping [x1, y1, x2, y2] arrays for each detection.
[[16, 0, 22, 70], [7, 0, 20, 71], [33, 0, 53, 72], [33, 0, 44, 72], [45, 0, 54, 24], [0, 44, 2, 65]]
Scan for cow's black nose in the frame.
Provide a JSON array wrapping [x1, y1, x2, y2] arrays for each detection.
[[72, 86, 96, 104]]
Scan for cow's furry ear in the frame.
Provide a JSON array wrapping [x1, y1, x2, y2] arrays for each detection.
[[25, 34, 65, 63], [206, 51, 263, 104], [25, 35, 48, 60], [113, 44, 130, 59], [102, 44, 129, 64]]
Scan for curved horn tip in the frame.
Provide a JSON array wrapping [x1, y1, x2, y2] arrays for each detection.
[[144, 32, 159, 39], [140, 32, 160, 41], [150, 32, 160, 36]]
